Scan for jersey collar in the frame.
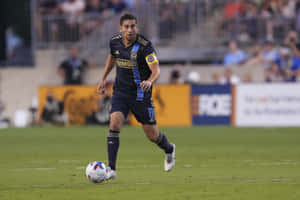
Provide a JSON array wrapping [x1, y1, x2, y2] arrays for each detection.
[[121, 34, 139, 48]]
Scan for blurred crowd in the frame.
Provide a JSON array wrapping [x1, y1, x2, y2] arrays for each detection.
[[37, 0, 300, 43], [35, 0, 194, 42], [219, 0, 300, 42], [36, 0, 129, 41], [219, 29, 300, 83], [169, 30, 300, 84], [35, 0, 300, 51]]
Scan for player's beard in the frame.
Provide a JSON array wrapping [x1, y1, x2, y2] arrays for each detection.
[[127, 33, 136, 43]]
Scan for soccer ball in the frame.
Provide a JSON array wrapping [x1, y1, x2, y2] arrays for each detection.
[[86, 161, 107, 183]]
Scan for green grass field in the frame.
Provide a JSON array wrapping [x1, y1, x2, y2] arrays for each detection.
[[0, 126, 299, 200]]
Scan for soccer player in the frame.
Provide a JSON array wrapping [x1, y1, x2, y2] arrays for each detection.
[[97, 13, 175, 180]]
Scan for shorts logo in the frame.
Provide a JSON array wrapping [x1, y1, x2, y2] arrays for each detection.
[[115, 50, 120, 55], [148, 107, 155, 122]]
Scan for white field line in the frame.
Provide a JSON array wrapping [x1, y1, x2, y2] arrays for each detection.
[[58, 160, 81, 163], [1, 177, 297, 190], [9, 164, 162, 172], [77, 164, 161, 170], [243, 160, 297, 166], [10, 168, 57, 172], [119, 164, 160, 169], [1, 182, 151, 190], [104, 182, 150, 186], [243, 160, 297, 162], [252, 162, 297, 166], [234, 178, 292, 183], [193, 177, 296, 184], [9, 160, 297, 172]]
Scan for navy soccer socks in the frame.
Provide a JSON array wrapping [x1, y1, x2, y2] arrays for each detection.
[[107, 130, 120, 171], [156, 132, 173, 154]]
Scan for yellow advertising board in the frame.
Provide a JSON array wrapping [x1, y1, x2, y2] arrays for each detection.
[[39, 84, 191, 126], [39, 86, 108, 125], [130, 84, 192, 126]]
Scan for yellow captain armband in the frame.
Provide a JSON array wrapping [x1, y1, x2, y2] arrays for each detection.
[[145, 53, 158, 65]]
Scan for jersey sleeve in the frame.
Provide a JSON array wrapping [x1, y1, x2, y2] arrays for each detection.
[[109, 39, 114, 57], [143, 42, 159, 65]]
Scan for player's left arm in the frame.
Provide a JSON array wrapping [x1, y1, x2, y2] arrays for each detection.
[[140, 53, 160, 91]]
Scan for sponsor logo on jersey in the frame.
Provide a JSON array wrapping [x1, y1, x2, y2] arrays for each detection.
[[116, 58, 136, 69]]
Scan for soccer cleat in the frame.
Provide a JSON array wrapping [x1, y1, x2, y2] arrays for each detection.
[[105, 166, 117, 180], [164, 144, 176, 172]]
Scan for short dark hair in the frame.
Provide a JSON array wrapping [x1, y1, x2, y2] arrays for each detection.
[[120, 13, 137, 25]]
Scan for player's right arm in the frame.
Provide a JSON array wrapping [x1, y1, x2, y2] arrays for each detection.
[[97, 54, 116, 94]]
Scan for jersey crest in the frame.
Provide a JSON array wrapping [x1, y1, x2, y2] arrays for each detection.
[[131, 52, 137, 59], [137, 36, 148, 46]]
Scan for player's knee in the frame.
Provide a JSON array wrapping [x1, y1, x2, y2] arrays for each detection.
[[146, 131, 159, 143], [144, 125, 159, 143], [109, 123, 121, 132], [147, 134, 157, 142], [109, 120, 122, 132], [109, 112, 124, 131]]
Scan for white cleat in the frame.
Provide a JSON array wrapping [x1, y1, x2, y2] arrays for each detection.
[[164, 144, 176, 172], [105, 166, 117, 181]]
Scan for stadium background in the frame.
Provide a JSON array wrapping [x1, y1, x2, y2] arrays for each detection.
[[1, 0, 299, 126], [0, 1, 300, 200]]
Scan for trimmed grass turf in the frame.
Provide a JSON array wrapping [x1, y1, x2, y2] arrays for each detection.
[[0, 126, 299, 200]]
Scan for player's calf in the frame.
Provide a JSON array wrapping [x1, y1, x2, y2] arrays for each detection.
[[107, 130, 120, 171], [155, 132, 174, 154]]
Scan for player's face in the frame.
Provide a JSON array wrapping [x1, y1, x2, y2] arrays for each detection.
[[120, 20, 138, 42]]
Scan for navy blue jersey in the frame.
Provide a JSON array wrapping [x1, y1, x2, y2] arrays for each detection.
[[110, 33, 158, 100]]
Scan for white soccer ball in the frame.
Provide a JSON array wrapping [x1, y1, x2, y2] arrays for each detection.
[[86, 161, 107, 183]]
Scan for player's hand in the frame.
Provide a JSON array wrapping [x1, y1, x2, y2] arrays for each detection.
[[140, 80, 152, 92], [97, 80, 106, 94]]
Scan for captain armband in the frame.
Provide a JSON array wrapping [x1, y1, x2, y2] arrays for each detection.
[[145, 53, 158, 65]]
